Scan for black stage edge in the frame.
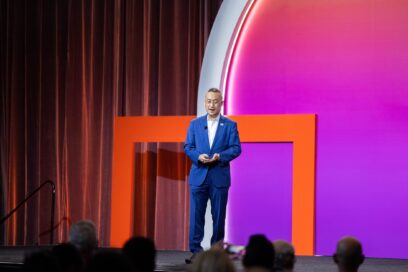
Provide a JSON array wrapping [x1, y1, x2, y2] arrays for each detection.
[[1, 246, 408, 272]]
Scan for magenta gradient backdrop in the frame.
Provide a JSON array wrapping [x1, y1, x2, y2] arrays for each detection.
[[224, 0, 408, 258]]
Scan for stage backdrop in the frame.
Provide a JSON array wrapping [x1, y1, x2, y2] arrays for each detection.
[[217, 0, 408, 259], [0, 0, 222, 248]]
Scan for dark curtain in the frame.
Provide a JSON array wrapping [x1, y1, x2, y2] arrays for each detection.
[[0, 0, 222, 249]]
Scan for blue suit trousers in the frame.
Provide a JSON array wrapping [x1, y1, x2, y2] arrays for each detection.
[[189, 167, 229, 253]]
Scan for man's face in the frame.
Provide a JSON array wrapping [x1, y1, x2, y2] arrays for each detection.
[[205, 91, 223, 118]]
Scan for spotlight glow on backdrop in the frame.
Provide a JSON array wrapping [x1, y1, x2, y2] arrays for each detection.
[[224, 0, 408, 258]]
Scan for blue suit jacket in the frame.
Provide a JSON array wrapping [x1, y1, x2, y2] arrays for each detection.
[[184, 115, 241, 187]]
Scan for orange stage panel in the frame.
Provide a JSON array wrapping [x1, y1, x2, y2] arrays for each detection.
[[111, 114, 316, 255]]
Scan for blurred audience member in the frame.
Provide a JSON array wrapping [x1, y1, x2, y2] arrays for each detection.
[[69, 220, 98, 265], [333, 236, 365, 272], [273, 240, 295, 272], [23, 250, 60, 272], [87, 250, 131, 272], [52, 243, 84, 272], [190, 248, 235, 272], [123, 236, 156, 272], [242, 234, 274, 272]]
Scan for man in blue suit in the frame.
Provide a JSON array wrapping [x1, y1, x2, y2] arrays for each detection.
[[184, 88, 241, 262]]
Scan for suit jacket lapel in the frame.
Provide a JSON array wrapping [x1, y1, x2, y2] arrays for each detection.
[[211, 115, 225, 152], [201, 115, 211, 152]]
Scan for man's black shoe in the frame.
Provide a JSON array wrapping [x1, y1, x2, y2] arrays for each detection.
[[185, 253, 197, 264]]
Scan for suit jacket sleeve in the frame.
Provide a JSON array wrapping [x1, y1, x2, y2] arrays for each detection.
[[184, 120, 201, 165]]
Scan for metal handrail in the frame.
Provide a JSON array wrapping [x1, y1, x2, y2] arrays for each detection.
[[0, 180, 56, 244]]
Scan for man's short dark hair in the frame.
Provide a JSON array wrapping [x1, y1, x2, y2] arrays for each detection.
[[243, 234, 275, 270], [123, 236, 156, 272], [273, 240, 295, 271], [334, 237, 364, 271], [207, 88, 223, 100]]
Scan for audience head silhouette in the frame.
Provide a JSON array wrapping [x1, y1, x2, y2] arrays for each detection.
[[123, 236, 156, 272], [273, 240, 295, 272], [88, 250, 131, 272], [190, 248, 235, 272], [23, 250, 60, 272], [69, 219, 98, 264], [242, 234, 275, 272], [21, 231, 369, 272], [51, 243, 83, 272], [333, 236, 364, 272]]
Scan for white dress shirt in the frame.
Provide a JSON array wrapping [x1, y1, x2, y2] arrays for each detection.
[[207, 114, 220, 149]]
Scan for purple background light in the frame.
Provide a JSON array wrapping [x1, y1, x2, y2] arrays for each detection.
[[225, 0, 408, 258], [226, 143, 293, 244]]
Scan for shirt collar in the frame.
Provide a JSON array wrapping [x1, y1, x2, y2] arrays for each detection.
[[207, 114, 221, 122]]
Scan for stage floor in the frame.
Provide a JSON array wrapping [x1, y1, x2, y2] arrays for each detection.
[[1, 246, 408, 272]]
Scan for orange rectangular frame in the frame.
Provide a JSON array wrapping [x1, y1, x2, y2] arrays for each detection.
[[110, 114, 316, 255]]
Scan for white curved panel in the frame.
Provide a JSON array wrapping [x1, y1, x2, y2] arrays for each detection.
[[196, 0, 248, 116]]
